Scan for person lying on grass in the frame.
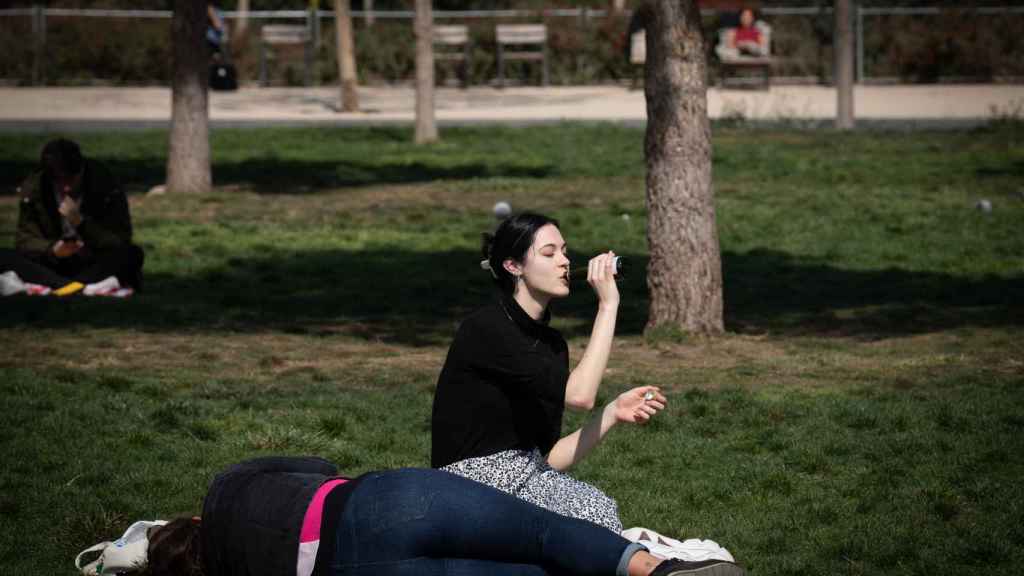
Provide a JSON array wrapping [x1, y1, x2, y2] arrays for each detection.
[[139, 456, 745, 576], [431, 212, 666, 533], [0, 138, 143, 298]]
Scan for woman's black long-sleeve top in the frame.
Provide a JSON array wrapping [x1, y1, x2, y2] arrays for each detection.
[[431, 293, 570, 469]]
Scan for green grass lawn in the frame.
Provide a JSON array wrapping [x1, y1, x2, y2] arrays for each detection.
[[1, 123, 1022, 575]]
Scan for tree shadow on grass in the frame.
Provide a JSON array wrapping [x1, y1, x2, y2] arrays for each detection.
[[722, 249, 1023, 339], [1, 157, 556, 196], [1, 248, 1020, 343], [211, 159, 555, 194], [1, 123, 563, 195]]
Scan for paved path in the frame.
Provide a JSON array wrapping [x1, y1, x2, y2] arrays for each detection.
[[1, 84, 1022, 130]]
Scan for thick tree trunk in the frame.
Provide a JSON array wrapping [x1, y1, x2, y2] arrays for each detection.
[[642, 0, 723, 334], [414, 0, 437, 144], [834, 0, 855, 129], [334, 0, 359, 112], [167, 0, 211, 194]]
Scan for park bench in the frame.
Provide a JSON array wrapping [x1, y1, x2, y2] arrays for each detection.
[[495, 24, 548, 87], [714, 21, 775, 89], [259, 24, 313, 87], [434, 24, 471, 88], [628, 20, 776, 89]]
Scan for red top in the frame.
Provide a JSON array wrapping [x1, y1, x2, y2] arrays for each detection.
[[734, 26, 762, 45]]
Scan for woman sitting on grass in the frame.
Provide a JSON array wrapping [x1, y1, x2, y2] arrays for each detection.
[[142, 456, 743, 576], [431, 212, 666, 533]]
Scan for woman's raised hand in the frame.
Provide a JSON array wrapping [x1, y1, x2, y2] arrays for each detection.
[[587, 251, 620, 309], [613, 386, 667, 424]]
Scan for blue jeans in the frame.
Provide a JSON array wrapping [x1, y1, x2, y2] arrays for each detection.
[[330, 468, 644, 576]]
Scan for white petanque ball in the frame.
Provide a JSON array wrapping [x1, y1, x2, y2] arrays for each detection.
[[975, 199, 992, 213], [493, 201, 512, 219]]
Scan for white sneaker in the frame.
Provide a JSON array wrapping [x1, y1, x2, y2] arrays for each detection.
[[622, 527, 736, 563], [1, 271, 26, 296], [83, 276, 121, 296]]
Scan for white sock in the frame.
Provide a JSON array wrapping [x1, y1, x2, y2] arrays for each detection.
[[108, 287, 134, 298], [24, 283, 52, 296], [1, 271, 27, 296], [83, 276, 121, 296]]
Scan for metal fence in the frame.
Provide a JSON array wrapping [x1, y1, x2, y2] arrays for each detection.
[[2, 5, 1023, 86]]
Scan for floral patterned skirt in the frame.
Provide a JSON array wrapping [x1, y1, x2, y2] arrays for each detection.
[[441, 448, 623, 532]]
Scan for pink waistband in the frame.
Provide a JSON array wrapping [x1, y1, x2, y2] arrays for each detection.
[[299, 478, 348, 543]]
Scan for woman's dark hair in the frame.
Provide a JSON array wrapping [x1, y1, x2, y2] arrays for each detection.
[[40, 138, 83, 177], [144, 518, 204, 576], [482, 212, 560, 295]]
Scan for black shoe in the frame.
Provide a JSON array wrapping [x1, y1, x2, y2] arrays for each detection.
[[650, 559, 746, 576]]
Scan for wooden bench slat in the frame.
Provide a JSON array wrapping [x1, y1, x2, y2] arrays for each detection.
[[720, 58, 774, 66], [434, 25, 469, 45], [262, 25, 309, 44], [496, 24, 546, 44], [502, 51, 544, 60]]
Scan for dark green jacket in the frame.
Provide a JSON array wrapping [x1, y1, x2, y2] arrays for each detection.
[[15, 158, 133, 263]]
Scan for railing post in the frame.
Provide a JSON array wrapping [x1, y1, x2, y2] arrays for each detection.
[[305, 7, 315, 86], [31, 4, 46, 86], [856, 2, 863, 83], [576, 8, 588, 81]]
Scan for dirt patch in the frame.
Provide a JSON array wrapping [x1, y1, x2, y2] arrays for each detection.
[[4, 324, 1019, 391], [0, 326, 448, 385]]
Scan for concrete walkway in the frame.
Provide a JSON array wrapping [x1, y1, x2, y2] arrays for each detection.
[[1, 84, 1022, 130]]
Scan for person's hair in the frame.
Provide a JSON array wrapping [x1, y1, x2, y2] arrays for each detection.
[[40, 138, 83, 178], [481, 212, 560, 295], [144, 518, 204, 576]]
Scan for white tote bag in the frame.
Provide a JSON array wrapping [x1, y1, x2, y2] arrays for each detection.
[[75, 520, 167, 575]]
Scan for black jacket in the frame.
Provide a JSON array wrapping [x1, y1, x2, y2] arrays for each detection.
[[15, 158, 132, 262], [201, 457, 349, 576]]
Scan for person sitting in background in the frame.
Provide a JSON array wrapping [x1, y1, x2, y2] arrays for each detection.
[[731, 8, 765, 56], [207, 2, 228, 59], [0, 138, 144, 298]]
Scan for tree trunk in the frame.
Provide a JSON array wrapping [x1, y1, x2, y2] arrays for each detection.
[[642, 0, 723, 334], [230, 0, 250, 58], [414, 0, 437, 144], [834, 0, 855, 129], [334, 0, 359, 112], [610, 0, 626, 15], [167, 0, 211, 194]]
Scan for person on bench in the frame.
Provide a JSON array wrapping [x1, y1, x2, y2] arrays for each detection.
[[731, 8, 766, 57], [0, 138, 144, 298], [139, 456, 746, 576]]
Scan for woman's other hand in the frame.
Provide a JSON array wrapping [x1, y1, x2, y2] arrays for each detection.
[[613, 386, 666, 424], [587, 251, 620, 309]]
